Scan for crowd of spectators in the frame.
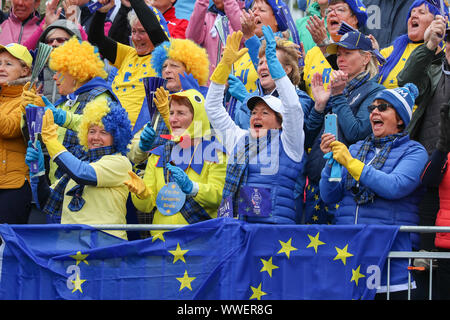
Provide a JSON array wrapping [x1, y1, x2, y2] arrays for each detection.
[[0, 0, 449, 299]]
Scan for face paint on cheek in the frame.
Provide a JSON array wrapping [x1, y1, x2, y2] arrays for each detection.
[[56, 73, 65, 84]]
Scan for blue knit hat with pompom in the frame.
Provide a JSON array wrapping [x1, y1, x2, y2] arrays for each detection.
[[373, 83, 419, 127]]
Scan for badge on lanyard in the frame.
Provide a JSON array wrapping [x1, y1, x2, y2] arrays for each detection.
[[218, 196, 234, 218], [156, 182, 186, 216], [238, 186, 272, 217]]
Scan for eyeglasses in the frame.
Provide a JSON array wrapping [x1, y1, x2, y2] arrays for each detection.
[[324, 6, 349, 16], [45, 37, 69, 45], [367, 103, 392, 113]]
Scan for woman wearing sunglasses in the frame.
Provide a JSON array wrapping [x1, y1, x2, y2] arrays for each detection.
[[304, 30, 385, 225], [319, 83, 428, 299]]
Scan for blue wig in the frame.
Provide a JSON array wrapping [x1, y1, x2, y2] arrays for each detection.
[[101, 100, 133, 156], [150, 41, 171, 77]]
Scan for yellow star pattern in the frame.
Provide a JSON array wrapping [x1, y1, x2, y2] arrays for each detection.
[[71, 273, 86, 293], [151, 231, 165, 242], [169, 243, 189, 264], [306, 232, 325, 254], [177, 270, 196, 291], [249, 282, 267, 300], [351, 265, 365, 286], [277, 238, 298, 259], [260, 257, 279, 277], [334, 244, 354, 265], [69, 251, 89, 266]]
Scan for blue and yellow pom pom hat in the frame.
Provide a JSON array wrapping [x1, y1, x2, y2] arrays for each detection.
[[149, 6, 171, 38], [333, 0, 368, 28], [245, 0, 290, 32]]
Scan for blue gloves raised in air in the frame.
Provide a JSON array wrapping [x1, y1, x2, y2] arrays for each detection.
[[228, 74, 249, 102], [25, 140, 45, 177], [179, 72, 208, 97], [166, 163, 196, 195], [262, 25, 286, 80], [139, 122, 156, 152], [42, 96, 67, 126]]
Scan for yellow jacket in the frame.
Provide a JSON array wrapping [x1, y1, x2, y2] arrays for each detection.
[[131, 89, 227, 228], [0, 83, 28, 189]]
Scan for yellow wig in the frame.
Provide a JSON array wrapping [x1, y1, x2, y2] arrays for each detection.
[[49, 37, 107, 82], [151, 39, 210, 86], [77, 98, 110, 151]]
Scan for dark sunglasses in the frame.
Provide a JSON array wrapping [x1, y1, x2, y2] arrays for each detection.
[[45, 37, 69, 44], [367, 103, 392, 113]]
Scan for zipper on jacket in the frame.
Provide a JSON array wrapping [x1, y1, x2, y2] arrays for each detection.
[[354, 204, 359, 224], [18, 12, 35, 44], [18, 24, 24, 44]]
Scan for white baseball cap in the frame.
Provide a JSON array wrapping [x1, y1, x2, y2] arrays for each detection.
[[247, 95, 283, 114]]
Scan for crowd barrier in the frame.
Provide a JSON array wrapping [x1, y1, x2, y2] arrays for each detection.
[[89, 224, 450, 300], [2, 222, 450, 300], [386, 226, 450, 300]]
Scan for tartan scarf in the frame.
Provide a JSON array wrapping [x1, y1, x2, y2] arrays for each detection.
[[345, 132, 407, 205], [43, 146, 117, 218], [342, 71, 370, 98], [161, 140, 212, 224], [55, 87, 111, 179], [220, 131, 274, 216]]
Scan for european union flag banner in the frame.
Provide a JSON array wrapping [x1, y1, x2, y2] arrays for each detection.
[[0, 219, 401, 300]]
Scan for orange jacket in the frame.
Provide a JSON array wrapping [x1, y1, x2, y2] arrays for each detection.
[[0, 83, 29, 189]]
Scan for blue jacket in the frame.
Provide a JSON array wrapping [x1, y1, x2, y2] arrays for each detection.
[[305, 76, 385, 184], [320, 134, 427, 244], [241, 135, 303, 224], [319, 133, 428, 289]]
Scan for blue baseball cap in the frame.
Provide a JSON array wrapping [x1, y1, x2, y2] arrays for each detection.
[[326, 31, 372, 53], [326, 31, 386, 64]]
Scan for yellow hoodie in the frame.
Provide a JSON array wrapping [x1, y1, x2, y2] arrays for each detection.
[[131, 89, 227, 230]]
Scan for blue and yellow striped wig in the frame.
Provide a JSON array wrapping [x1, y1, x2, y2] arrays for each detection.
[[151, 39, 210, 86]]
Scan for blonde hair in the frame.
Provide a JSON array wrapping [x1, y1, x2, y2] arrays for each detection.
[[259, 38, 301, 86], [49, 37, 107, 82], [363, 51, 380, 79]]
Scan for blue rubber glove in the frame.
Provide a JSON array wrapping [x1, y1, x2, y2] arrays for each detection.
[[42, 95, 66, 126], [167, 163, 193, 194], [323, 151, 342, 182], [179, 72, 208, 97], [228, 74, 249, 102], [139, 122, 156, 152], [262, 25, 286, 80], [25, 140, 45, 177]]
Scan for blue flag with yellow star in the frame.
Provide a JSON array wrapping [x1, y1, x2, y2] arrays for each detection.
[[0, 219, 402, 300]]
